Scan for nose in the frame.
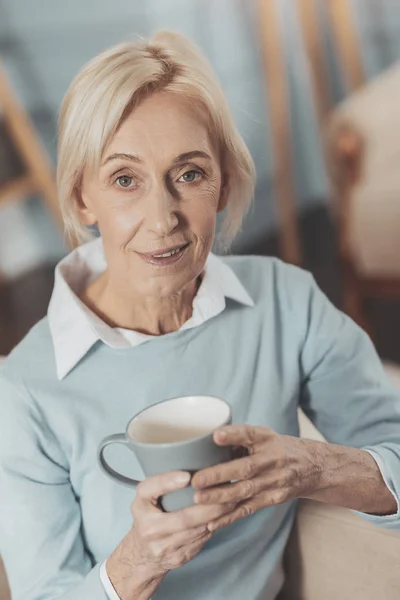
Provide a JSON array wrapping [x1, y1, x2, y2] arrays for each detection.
[[145, 183, 179, 237]]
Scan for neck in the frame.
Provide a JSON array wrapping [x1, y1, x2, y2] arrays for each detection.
[[81, 272, 201, 336]]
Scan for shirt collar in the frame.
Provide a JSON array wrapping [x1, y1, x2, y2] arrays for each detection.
[[48, 237, 254, 380]]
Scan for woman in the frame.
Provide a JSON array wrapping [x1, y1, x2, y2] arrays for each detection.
[[0, 31, 399, 600]]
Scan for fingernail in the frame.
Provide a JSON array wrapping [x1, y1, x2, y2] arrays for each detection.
[[175, 472, 190, 484], [216, 431, 227, 441]]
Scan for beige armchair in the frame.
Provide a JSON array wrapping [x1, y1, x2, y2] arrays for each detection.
[[326, 63, 400, 336]]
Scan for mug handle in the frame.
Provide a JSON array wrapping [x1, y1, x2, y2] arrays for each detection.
[[98, 433, 142, 487]]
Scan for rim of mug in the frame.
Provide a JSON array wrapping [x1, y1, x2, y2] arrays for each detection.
[[125, 394, 232, 448]]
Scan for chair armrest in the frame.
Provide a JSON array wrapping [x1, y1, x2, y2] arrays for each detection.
[[0, 557, 10, 600], [326, 63, 400, 178], [280, 499, 400, 600]]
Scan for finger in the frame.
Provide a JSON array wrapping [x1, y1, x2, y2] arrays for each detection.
[[159, 501, 237, 536], [161, 530, 214, 570], [207, 490, 289, 532], [213, 425, 273, 448], [191, 453, 266, 489], [136, 471, 191, 507], [158, 524, 211, 552], [194, 476, 268, 505], [207, 499, 263, 532]]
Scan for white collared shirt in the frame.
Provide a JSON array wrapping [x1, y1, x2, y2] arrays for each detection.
[[48, 237, 254, 381], [47, 237, 254, 600]]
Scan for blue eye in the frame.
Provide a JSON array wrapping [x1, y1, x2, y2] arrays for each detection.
[[178, 170, 201, 183], [116, 175, 134, 188]]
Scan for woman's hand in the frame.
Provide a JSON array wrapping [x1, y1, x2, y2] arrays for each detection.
[[191, 425, 322, 532], [106, 470, 237, 599]]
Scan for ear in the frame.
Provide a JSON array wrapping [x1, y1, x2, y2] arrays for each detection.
[[75, 188, 98, 226], [217, 174, 230, 213]]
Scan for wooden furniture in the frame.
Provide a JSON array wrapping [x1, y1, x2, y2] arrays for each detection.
[[325, 0, 365, 92], [257, 0, 302, 266], [297, 0, 332, 128], [297, 0, 368, 330], [297, 0, 400, 335], [0, 61, 67, 247], [256, 0, 366, 269]]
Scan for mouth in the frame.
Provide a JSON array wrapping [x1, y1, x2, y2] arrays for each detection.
[[137, 242, 191, 267]]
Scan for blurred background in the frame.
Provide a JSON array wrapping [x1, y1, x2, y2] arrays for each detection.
[[0, 0, 400, 361]]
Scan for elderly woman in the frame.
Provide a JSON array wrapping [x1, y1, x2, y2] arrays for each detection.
[[0, 31, 399, 600]]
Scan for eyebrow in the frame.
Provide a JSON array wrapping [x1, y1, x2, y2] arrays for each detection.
[[101, 150, 212, 167], [172, 151, 212, 164], [101, 153, 141, 166]]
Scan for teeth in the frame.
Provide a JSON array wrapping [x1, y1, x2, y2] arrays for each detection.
[[153, 247, 183, 258]]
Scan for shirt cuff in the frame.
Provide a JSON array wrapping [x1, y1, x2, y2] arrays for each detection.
[[100, 559, 153, 600], [100, 560, 122, 600], [355, 448, 400, 519]]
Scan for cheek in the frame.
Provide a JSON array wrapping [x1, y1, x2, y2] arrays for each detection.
[[97, 203, 142, 243], [113, 209, 142, 234], [184, 180, 221, 231]]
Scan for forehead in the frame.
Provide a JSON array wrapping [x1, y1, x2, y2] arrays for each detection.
[[105, 92, 216, 160]]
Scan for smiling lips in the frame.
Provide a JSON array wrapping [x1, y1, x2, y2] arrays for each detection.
[[137, 242, 191, 266]]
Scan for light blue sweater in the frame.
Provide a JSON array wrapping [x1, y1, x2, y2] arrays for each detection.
[[1, 256, 400, 600]]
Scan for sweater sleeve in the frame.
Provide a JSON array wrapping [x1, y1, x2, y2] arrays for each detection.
[[0, 375, 109, 600], [297, 275, 400, 530]]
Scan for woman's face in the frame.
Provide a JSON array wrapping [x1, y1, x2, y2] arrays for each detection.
[[79, 92, 228, 298]]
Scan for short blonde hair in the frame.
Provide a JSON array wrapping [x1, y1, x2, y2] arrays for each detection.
[[57, 30, 255, 248]]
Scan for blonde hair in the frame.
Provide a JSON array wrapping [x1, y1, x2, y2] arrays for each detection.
[[57, 30, 255, 248]]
